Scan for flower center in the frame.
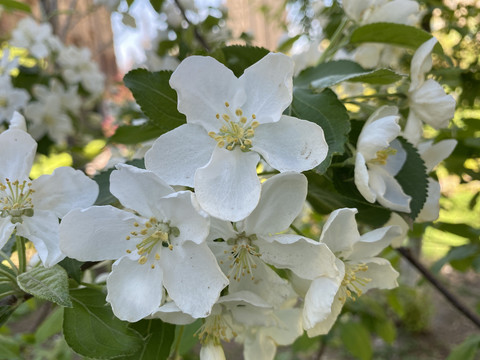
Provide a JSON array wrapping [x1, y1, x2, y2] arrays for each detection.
[[339, 263, 371, 303], [220, 233, 260, 281], [0, 179, 35, 224], [0, 97, 8, 107], [370, 147, 397, 165], [208, 102, 259, 152], [125, 217, 180, 268], [196, 313, 236, 345]]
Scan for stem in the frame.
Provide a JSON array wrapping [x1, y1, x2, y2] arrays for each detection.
[[171, 325, 185, 360], [0, 251, 18, 274], [397, 247, 480, 329], [15, 236, 26, 274], [0, 268, 17, 283], [79, 282, 104, 290], [318, 17, 349, 63], [341, 93, 407, 101], [314, 337, 327, 360], [290, 224, 306, 237], [173, 0, 211, 52]]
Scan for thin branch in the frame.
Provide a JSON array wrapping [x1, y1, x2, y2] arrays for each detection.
[[397, 246, 480, 329], [314, 338, 327, 360], [173, 0, 211, 52]]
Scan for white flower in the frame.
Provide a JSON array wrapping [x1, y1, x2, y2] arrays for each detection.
[[59, 164, 228, 322], [304, 208, 401, 336], [10, 18, 59, 59], [343, 0, 420, 25], [0, 75, 30, 124], [207, 172, 338, 307], [354, 106, 412, 212], [0, 48, 19, 76], [24, 79, 80, 144], [0, 123, 98, 267], [416, 139, 457, 222], [145, 53, 328, 221], [405, 37, 456, 145], [57, 46, 105, 97]]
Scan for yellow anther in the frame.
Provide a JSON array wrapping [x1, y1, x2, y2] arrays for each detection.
[[227, 145, 234, 150], [251, 121, 259, 128], [155, 253, 160, 260], [216, 113, 220, 119], [222, 114, 230, 121], [208, 131, 217, 138], [240, 116, 247, 123], [225, 101, 230, 107], [151, 264, 155, 269], [217, 141, 225, 148], [235, 108, 243, 116], [246, 129, 254, 137], [131, 231, 138, 236], [168, 244, 173, 250], [140, 229, 148, 235], [252, 114, 256, 119], [126, 249, 132, 253], [134, 222, 139, 227], [138, 256, 148, 264], [145, 222, 152, 228], [126, 236, 131, 240], [244, 139, 252, 146]]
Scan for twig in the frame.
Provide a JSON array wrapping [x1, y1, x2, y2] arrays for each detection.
[[397, 246, 480, 329], [314, 338, 327, 360], [173, 0, 211, 52]]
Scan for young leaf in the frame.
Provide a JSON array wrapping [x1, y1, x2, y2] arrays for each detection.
[[122, 69, 185, 133], [63, 288, 143, 359], [351, 23, 444, 55], [58, 258, 83, 284], [117, 319, 176, 360], [395, 138, 428, 219], [290, 88, 350, 173], [109, 123, 165, 144], [16, 265, 72, 307], [213, 45, 269, 77], [0, 335, 20, 360], [0, 0, 31, 13], [446, 335, 480, 360]]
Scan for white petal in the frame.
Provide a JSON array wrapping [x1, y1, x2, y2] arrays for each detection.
[[349, 257, 399, 292], [409, 79, 456, 129], [319, 208, 360, 258], [252, 115, 328, 172], [409, 37, 437, 91], [110, 164, 173, 217], [354, 153, 376, 203], [219, 290, 271, 308], [195, 147, 261, 222], [306, 291, 343, 337], [31, 167, 98, 218], [303, 275, 342, 330], [239, 53, 294, 124], [369, 165, 411, 212], [170, 56, 243, 132], [350, 225, 402, 260], [384, 213, 410, 248], [367, 0, 420, 25], [144, 124, 216, 187], [243, 332, 276, 360], [156, 191, 209, 245], [383, 139, 406, 176], [418, 139, 457, 173], [161, 242, 228, 318], [152, 302, 196, 325], [207, 216, 237, 242], [403, 110, 424, 146], [106, 256, 164, 322], [357, 115, 400, 161], [16, 210, 65, 267], [243, 172, 307, 235], [0, 217, 15, 250], [416, 178, 441, 222], [263, 308, 303, 345], [0, 129, 36, 181], [200, 343, 226, 360], [258, 235, 337, 280], [59, 206, 138, 261]]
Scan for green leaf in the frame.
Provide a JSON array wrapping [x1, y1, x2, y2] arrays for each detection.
[[122, 69, 185, 135], [290, 88, 350, 173], [446, 335, 480, 360], [350, 23, 444, 55], [110, 123, 165, 144], [149, 0, 164, 12], [35, 307, 64, 344], [214, 45, 269, 77], [0, 0, 31, 13], [340, 321, 373, 360], [0, 334, 20, 360], [63, 288, 143, 359], [295, 60, 404, 89], [394, 138, 428, 219], [118, 319, 176, 360], [176, 320, 202, 356], [374, 319, 396, 344], [58, 258, 83, 284], [16, 265, 72, 307]]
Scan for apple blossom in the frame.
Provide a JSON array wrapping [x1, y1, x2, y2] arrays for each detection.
[[354, 106, 411, 212], [0, 118, 98, 266], [59, 164, 228, 322], [145, 52, 328, 221]]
